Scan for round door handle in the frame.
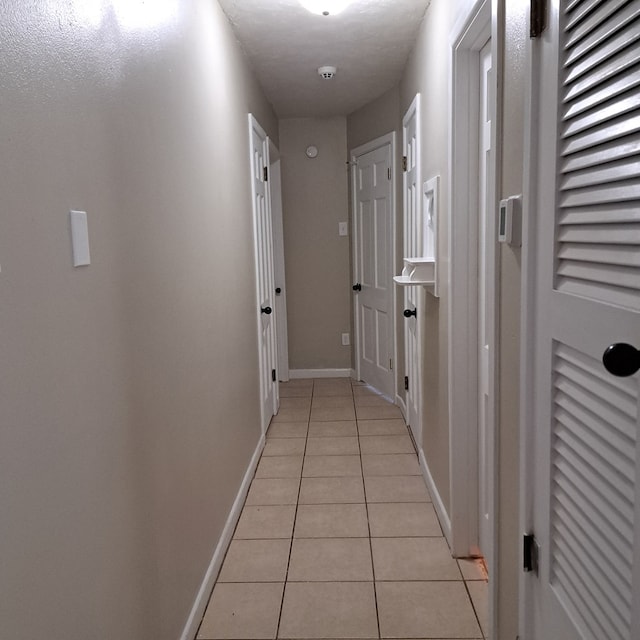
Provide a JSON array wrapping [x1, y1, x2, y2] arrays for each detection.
[[403, 308, 417, 318], [275, 287, 282, 295], [352, 283, 362, 292], [261, 306, 272, 315], [602, 343, 640, 377]]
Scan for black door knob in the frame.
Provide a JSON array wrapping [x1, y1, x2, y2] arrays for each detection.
[[275, 288, 282, 295], [261, 306, 272, 315], [602, 343, 640, 377], [352, 283, 362, 292], [403, 308, 417, 318]]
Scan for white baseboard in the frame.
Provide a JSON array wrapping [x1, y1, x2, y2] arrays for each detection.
[[350, 368, 357, 380], [395, 393, 408, 423], [419, 449, 452, 547], [180, 434, 265, 640], [289, 368, 351, 379]]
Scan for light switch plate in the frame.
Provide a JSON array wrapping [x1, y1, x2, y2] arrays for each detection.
[[70, 210, 91, 266], [338, 221, 348, 236]]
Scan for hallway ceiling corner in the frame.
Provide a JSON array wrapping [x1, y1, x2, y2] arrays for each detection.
[[216, 0, 432, 118]]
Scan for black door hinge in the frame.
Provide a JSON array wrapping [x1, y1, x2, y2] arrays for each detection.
[[404, 376, 409, 391], [402, 156, 408, 172], [523, 533, 540, 574], [530, 0, 547, 38], [263, 166, 269, 182], [272, 369, 276, 382]]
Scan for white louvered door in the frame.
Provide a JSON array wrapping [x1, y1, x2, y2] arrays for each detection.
[[527, 1, 640, 639]]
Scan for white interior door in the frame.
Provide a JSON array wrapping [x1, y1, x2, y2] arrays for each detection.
[[403, 95, 422, 449], [477, 38, 492, 560], [352, 135, 395, 398], [249, 115, 277, 434], [524, 2, 640, 638]]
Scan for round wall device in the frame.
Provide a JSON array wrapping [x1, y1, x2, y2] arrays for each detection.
[[306, 145, 318, 158]]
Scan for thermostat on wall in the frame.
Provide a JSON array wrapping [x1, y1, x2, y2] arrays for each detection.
[[498, 196, 522, 247]]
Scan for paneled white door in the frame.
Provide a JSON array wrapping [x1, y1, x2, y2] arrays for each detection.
[[403, 95, 422, 449], [249, 115, 278, 434], [524, 2, 640, 638], [352, 136, 394, 398]]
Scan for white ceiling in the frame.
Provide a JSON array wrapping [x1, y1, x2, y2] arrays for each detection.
[[216, 0, 432, 118]]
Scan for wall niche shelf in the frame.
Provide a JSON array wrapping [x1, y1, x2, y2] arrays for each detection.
[[394, 175, 440, 296]]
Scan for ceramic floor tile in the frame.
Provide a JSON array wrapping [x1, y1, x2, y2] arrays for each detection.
[[279, 385, 314, 398], [352, 385, 379, 396], [234, 505, 296, 539], [288, 538, 373, 581], [458, 558, 488, 581], [267, 422, 308, 438], [246, 478, 300, 506], [218, 539, 291, 582], [311, 396, 355, 409], [359, 435, 415, 455], [361, 454, 421, 476], [272, 408, 311, 423], [467, 580, 489, 637], [279, 582, 378, 639], [368, 503, 442, 537], [312, 382, 353, 397], [294, 503, 369, 538], [364, 476, 431, 503], [302, 455, 362, 478], [356, 404, 403, 420], [197, 582, 284, 639], [371, 537, 461, 581], [299, 476, 365, 504], [376, 581, 481, 639], [255, 456, 303, 479], [279, 397, 313, 410], [357, 419, 408, 436], [263, 438, 306, 457], [353, 395, 395, 407], [308, 420, 358, 437], [305, 436, 360, 456], [310, 406, 356, 422]]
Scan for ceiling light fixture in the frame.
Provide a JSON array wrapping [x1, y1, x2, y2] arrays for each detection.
[[299, 0, 353, 16]]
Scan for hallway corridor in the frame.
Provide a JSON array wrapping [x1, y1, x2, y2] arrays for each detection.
[[196, 379, 487, 639]]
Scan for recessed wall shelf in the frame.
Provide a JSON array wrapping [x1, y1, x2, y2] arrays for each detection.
[[394, 175, 440, 296]]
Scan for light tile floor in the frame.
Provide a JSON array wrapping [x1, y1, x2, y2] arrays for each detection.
[[198, 378, 488, 640]]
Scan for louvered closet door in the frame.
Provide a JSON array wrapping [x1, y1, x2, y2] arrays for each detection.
[[529, 1, 640, 639]]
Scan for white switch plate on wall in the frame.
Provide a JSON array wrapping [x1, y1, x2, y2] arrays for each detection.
[[341, 333, 350, 346], [70, 210, 91, 267], [338, 221, 348, 236]]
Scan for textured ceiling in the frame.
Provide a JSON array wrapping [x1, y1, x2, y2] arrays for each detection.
[[216, 0, 431, 117]]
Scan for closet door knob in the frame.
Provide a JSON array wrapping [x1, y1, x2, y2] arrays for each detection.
[[352, 283, 362, 292], [261, 306, 272, 315], [602, 343, 640, 377], [403, 308, 417, 318]]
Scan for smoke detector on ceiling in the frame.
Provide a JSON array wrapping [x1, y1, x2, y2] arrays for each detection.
[[318, 65, 337, 79]]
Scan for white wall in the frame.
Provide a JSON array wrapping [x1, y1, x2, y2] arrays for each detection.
[[0, 1, 276, 638]]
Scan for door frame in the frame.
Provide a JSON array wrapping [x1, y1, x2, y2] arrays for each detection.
[[350, 131, 397, 399], [448, 0, 500, 589], [269, 139, 289, 384]]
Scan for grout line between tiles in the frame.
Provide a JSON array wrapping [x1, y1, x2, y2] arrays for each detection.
[[275, 379, 312, 640]]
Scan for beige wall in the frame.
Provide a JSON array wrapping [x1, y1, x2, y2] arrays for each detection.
[[280, 117, 351, 371], [0, 1, 276, 638]]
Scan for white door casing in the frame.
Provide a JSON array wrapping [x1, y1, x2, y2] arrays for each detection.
[[351, 133, 396, 399], [478, 38, 492, 561], [521, 2, 640, 639], [449, 0, 498, 570], [269, 140, 289, 383], [249, 114, 278, 434], [403, 94, 423, 450]]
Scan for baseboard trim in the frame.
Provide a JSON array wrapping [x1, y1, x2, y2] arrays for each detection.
[[395, 393, 408, 423], [350, 368, 358, 380], [289, 368, 351, 379], [180, 434, 265, 640], [419, 449, 452, 547]]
